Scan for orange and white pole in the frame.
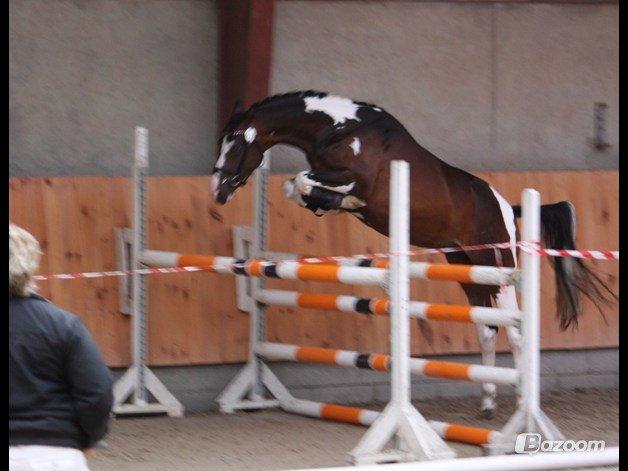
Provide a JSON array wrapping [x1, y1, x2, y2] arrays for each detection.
[[281, 399, 501, 446], [139, 253, 517, 287], [256, 342, 518, 386], [255, 289, 520, 326]]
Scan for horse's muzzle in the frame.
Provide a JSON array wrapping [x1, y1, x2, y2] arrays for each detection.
[[212, 172, 241, 204], [211, 173, 229, 204]]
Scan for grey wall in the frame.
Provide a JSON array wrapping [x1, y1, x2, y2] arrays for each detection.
[[9, 1, 618, 177], [270, 1, 618, 173], [9, 0, 218, 177], [113, 348, 618, 413]]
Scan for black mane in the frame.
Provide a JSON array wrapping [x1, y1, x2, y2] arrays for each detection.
[[249, 90, 328, 111], [222, 90, 385, 133]]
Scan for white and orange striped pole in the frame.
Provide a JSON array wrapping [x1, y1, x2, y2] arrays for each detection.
[[281, 399, 501, 446], [140, 250, 388, 286], [139, 251, 518, 286], [256, 342, 518, 386], [255, 289, 520, 326]]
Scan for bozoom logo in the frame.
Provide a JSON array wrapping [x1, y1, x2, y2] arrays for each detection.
[[515, 433, 606, 454]]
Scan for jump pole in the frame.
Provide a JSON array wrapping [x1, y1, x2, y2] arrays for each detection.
[[280, 398, 503, 446], [254, 288, 521, 326], [112, 127, 183, 417], [140, 251, 516, 286], [487, 189, 563, 453], [294, 447, 620, 471], [347, 161, 456, 464], [216, 152, 281, 412]]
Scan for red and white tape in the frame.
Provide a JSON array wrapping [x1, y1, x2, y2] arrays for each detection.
[[518, 243, 620, 261], [32, 266, 214, 281], [295, 242, 517, 265], [30, 241, 618, 281]]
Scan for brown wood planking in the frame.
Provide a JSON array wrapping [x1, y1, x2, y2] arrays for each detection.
[[9, 171, 618, 366]]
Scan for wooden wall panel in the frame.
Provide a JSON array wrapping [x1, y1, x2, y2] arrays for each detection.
[[9, 171, 618, 367]]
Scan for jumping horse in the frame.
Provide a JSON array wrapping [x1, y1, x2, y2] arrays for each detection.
[[211, 91, 615, 417]]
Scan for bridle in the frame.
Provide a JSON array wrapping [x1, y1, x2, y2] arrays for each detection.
[[212, 129, 263, 189]]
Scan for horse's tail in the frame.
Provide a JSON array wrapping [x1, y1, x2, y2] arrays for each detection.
[[511, 201, 617, 330]]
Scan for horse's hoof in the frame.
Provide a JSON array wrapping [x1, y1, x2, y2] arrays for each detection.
[[282, 179, 297, 197], [341, 195, 366, 210], [478, 408, 496, 420]]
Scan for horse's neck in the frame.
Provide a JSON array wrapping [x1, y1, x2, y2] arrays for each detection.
[[256, 108, 331, 158]]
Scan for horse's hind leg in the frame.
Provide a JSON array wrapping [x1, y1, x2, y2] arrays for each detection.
[[447, 253, 498, 418], [463, 246, 522, 413], [496, 285, 523, 401], [465, 285, 498, 418]]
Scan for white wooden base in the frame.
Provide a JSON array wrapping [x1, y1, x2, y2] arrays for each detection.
[[113, 366, 184, 417]]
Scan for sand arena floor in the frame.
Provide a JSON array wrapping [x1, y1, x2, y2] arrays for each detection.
[[90, 388, 618, 471]]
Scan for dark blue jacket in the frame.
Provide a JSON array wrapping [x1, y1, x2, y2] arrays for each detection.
[[9, 294, 114, 449]]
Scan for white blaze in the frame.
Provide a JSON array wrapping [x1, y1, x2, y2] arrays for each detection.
[[349, 137, 361, 156], [217, 136, 234, 169], [490, 187, 517, 267], [304, 95, 361, 125]]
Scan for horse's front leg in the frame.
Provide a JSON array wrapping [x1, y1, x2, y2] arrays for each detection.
[[282, 170, 366, 216]]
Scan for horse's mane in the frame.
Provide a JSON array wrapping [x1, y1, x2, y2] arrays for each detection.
[[250, 90, 324, 111], [223, 90, 385, 132]]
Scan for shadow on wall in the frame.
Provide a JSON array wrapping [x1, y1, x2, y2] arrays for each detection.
[[269, 144, 310, 174]]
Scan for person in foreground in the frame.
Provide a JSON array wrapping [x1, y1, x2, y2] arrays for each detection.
[[9, 223, 114, 471]]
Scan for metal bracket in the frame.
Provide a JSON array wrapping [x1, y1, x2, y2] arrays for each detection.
[[232, 225, 255, 312], [115, 227, 134, 315]]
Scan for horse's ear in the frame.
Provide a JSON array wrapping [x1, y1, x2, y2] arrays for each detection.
[[232, 99, 244, 115]]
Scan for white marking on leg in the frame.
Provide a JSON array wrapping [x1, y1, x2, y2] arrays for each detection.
[[296, 172, 356, 195], [497, 284, 523, 379], [476, 323, 497, 414], [304, 95, 362, 125], [490, 187, 517, 267], [282, 178, 307, 207], [340, 195, 366, 210], [349, 137, 361, 156]]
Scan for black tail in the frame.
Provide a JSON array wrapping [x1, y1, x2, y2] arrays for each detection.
[[512, 201, 617, 330]]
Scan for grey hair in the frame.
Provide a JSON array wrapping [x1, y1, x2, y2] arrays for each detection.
[[9, 223, 42, 297]]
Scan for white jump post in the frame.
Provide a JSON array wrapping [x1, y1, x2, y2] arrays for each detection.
[[488, 189, 563, 452], [112, 127, 183, 417], [216, 152, 282, 412], [348, 161, 455, 464]]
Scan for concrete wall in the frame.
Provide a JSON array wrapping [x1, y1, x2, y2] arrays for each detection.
[[9, 1, 618, 175], [114, 348, 619, 413], [9, 0, 218, 176], [270, 1, 618, 173]]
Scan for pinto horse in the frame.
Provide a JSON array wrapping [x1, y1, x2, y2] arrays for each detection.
[[211, 91, 615, 417]]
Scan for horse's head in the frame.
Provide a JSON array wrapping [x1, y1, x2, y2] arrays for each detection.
[[212, 102, 264, 204]]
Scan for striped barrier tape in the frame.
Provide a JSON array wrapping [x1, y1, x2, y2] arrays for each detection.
[[30, 242, 618, 282]]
